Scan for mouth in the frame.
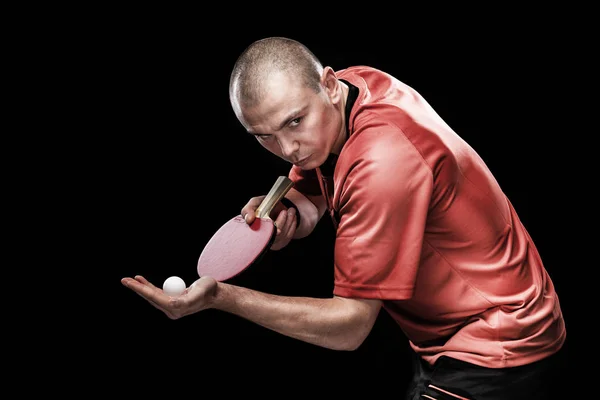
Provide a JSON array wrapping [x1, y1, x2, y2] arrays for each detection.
[[293, 155, 311, 167]]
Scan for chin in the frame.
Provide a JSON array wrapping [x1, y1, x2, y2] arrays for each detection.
[[292, 153, 326, 170]]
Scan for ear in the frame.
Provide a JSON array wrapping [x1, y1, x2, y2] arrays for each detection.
[[320, 67, 342, 104]]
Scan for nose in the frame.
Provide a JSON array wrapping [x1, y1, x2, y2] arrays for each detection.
[[278, 137, 299, 159]]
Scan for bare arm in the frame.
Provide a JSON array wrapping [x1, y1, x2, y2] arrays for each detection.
[[122, 275, 382, 351], [212, 281, 381, 351]]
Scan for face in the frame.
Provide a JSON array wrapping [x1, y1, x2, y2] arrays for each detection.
[[234, 68, 345, 170]]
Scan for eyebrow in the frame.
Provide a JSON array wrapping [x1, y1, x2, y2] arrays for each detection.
[[249, 107, 305, 136], [277, 109, 303, 130]]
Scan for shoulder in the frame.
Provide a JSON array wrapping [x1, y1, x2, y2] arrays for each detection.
[[336, 66, 399, 90], [336, 65, 389, 79], [342, 122, 429, 172], [335, 127, 432, 202]]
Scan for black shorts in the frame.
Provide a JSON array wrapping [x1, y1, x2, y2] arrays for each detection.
[[404, 345, 567, 400]]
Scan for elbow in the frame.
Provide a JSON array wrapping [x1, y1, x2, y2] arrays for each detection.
[[337, 330, 370, 351], [328, 316, 376, 351], [328, 297, 381, 351]]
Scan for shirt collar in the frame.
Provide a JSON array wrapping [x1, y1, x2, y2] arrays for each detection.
[[319, 79, 359, 177]]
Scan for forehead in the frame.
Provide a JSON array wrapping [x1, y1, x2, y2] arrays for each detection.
[[261, 72, 307, 108], [241, 72, 313, 126]]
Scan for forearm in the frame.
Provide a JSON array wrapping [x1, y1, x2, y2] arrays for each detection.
[[210, 282, 380, 351]]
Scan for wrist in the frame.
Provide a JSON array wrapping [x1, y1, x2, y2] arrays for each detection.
[[210, 281, 233, 312]]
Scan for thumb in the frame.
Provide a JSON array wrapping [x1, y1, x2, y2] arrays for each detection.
[[244, 210, 256, 224]]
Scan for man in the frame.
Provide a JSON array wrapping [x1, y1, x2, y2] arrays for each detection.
[[122, 37, 566, 399]]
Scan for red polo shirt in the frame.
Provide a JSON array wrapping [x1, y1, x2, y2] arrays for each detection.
[[288, 66, 566, 368]]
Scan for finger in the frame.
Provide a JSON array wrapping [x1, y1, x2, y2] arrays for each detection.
[[276, 208, 295, 237], [122, 278, 182, 319], [243, 211, 256, 224], [274, 209, 288, 235], [134, 275, 160, 290], [122, 277, 170, 308], [241, 197, 264, 224], [131, 275, 167, 309], [280, 212, 296, 241], [285, 208, 297, 236], [285, 207, 297, 230]]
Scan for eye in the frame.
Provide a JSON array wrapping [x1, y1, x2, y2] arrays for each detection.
[[256, 134, 272, 141], [289, 117, 302, 127]]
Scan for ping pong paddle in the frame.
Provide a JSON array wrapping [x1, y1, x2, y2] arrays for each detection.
[[197, 176, 295, 281]]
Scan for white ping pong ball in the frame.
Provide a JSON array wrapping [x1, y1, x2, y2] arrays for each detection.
[[163, 276, 186, 296]]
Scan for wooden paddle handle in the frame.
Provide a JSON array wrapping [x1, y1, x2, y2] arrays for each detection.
[[255, 176, 295, 219]]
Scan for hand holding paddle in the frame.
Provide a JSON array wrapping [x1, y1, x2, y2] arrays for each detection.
[[197, 176, 296, 281], [241, 191, 298, 251]]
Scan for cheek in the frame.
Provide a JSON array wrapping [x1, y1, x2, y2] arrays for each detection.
[[315, 110, 339, 147], [261, 141, 283, 155]]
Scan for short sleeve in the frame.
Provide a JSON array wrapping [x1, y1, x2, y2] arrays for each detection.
[[333, 128, 433, 300], [288, 165, 322, 196]]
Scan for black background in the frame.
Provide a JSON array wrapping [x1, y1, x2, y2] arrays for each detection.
[[62, 12, 588, 398]]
